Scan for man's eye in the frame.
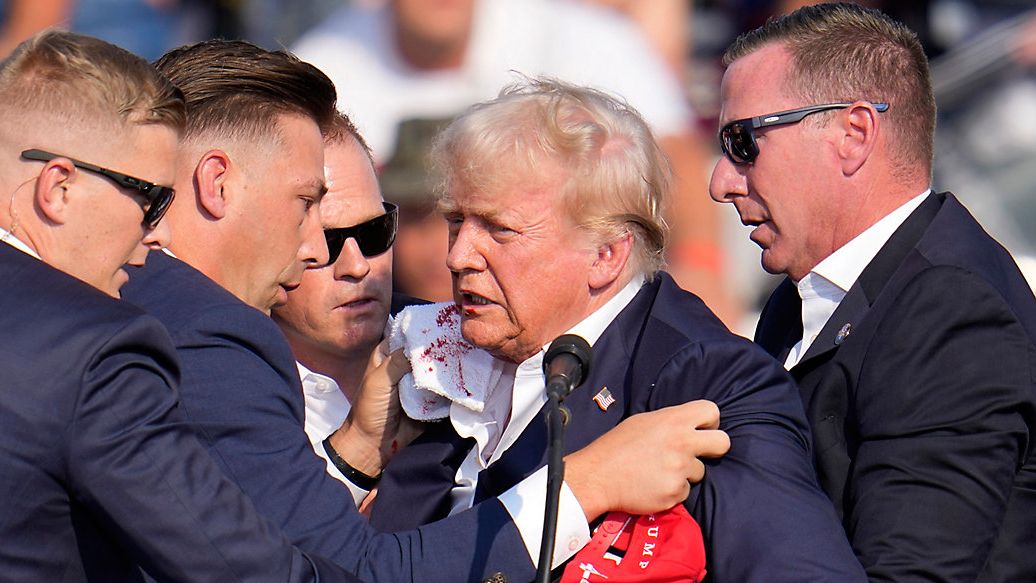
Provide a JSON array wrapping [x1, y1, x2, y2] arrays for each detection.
[[489, 223, 517, 239]]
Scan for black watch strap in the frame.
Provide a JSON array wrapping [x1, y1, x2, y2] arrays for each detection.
[[322, 435, 381, 490]]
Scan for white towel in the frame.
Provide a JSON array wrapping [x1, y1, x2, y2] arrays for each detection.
[[389, 302, 498, 421]]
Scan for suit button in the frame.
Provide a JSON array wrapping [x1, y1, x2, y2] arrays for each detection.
[[483, 572, 506, 583]]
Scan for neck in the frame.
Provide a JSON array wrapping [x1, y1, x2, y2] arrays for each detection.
[[841, 180, 927, 244], [291, 339, 373, 404]]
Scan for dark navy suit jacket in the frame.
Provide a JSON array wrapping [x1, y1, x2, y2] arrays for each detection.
[[755, 192, 1036, 581], [370, 272, 867, 582], [122, 251, 533, 583], [0, 243, 356, 582]]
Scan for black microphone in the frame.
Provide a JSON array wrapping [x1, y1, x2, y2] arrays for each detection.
[[536, 334, 593, 583], [543, 334, 593, 401]]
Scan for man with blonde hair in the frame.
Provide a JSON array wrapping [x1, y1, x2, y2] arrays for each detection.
[[712, 3, 1036, 579], [368, 77, 866, 582], [267, 107, 743, 582], [0, 30, 360, 582]]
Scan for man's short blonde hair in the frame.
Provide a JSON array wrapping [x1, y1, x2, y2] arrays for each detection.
[[0, 30, 185, 135], [432, 77, 671, 277]]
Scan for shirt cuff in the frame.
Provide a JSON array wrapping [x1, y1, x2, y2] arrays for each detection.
[[315, 442, 369, 506], [498, 466, 591, 569]]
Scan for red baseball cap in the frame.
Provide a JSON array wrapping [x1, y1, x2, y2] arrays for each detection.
[[560, 505, 706, 583]]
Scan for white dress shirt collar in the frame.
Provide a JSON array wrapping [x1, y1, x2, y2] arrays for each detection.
[[0, 227, 40, 259], [449, 272, 647, 469], [785, 190, 930, 369], [448, 273, 647, 568]]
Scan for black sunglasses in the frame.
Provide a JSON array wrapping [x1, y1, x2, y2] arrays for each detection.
[[324, 202, 398, 265], [719, 102, 889, 165], [21, 149, 175, 229]]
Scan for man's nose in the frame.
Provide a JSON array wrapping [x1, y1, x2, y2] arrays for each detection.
[[299, 208, 330, 268], [143, 216, 172, 250], [333, 238, 372, 280], [708, 155, 747, 204], [445, 221, 487, 273]]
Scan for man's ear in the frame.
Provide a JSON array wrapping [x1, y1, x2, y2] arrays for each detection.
[[33, 158, 76, 225], [194, 149, 231, 219], [588, 231, 634, 291], [837, 102, 881, 176]]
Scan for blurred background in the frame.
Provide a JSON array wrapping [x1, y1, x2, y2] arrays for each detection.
[[4, 0, 1034, 336]]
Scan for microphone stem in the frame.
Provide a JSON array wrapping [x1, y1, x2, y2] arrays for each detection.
[[536, 392, 567, 583]]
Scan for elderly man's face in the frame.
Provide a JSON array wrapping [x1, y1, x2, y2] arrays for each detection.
[[273, 136, 393, 361], [225, 113, 328, 313], [709, 42, 843, 281], [444, 167, 597, 363]]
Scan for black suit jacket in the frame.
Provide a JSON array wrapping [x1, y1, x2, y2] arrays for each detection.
[[371, 272, 867, 582], [0, 244, 356, 582], [756, 192, 1036, 581], [122, 251, 534, 583]]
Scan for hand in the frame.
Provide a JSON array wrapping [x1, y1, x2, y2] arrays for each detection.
[[564, 399, 730, 521], [327, 341, 411, 476]]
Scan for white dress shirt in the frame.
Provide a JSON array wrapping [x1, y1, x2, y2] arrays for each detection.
[[784, 190, 930, 369], [296, 361, 370, 505], [448, 274, 647, 569]]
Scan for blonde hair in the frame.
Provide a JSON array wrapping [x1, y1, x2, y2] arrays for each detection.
[[432, 77, 670, 276], [0, 30, 185, 134]]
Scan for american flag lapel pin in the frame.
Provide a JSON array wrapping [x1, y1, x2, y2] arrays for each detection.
[[592, 386, 615, 411]]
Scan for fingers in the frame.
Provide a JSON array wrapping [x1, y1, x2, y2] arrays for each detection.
[[693, 429, 731, 459], [681, 399, 721, 430], [381, 348, 411, 383], [368, 338, 390, 368]]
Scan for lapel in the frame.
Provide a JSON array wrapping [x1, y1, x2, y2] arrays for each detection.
[[792, 192, 946, 378], [755, 278, 802, 365], [473, 278, 662, 503]]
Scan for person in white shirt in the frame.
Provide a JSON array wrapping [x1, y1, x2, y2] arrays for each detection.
[[364, 77, 867, 582], [710, 3, 1036, 580], [293, 0, 738, 325], [271, 109, 739, 581], [272, 113, 399, 490]]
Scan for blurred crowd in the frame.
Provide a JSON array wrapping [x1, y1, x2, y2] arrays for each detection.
[[4, 0, 1034, 334]]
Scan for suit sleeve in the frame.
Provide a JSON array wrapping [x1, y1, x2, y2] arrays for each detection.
[[66, 314, 355, 582], [847, 266, 1034, 580], [171, 304, 534, 583], [651, 336, 866, 583]]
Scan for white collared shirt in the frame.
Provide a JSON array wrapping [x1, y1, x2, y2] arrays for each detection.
[[784, 190, 930, 369], [0, 227, 40, 259], [449, 274, 647, 569], [295, 361, 369, 505]]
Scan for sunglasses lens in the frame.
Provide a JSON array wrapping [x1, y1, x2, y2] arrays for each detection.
[[325, 231, 347, 265], [322, 203, 398, 266], [144, 186, 175, 228], [721, 122, 757, 164], [354, 210, 397, 257]]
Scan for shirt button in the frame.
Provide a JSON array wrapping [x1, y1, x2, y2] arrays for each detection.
[[568, 537, 580, 551]]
